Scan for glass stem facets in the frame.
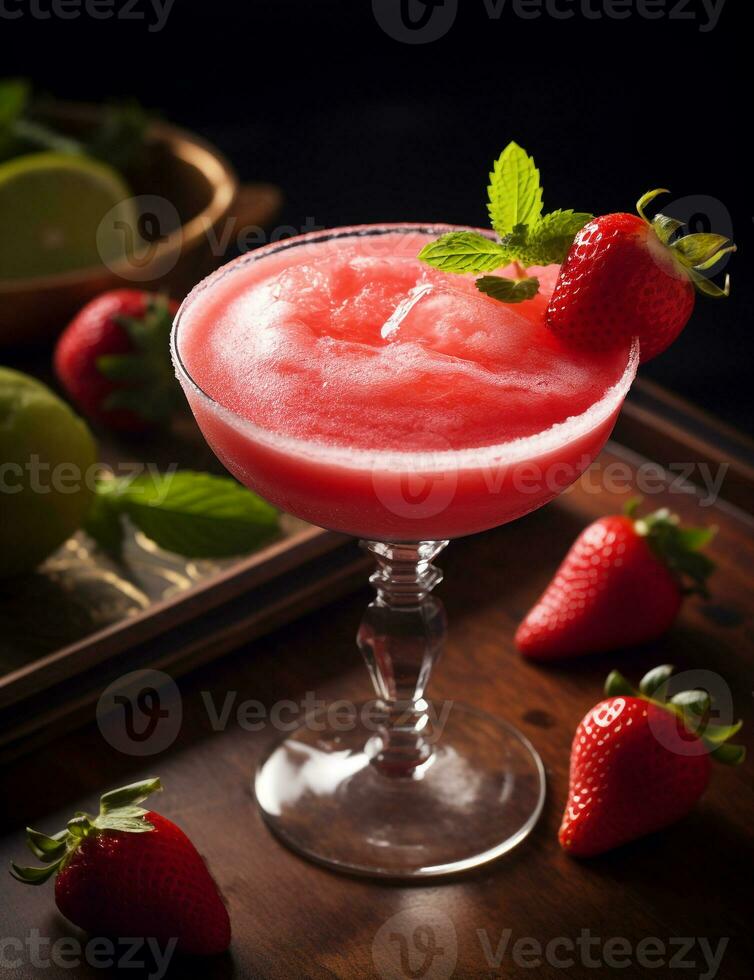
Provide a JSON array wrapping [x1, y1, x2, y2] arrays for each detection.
[[357, 540, 449, 778]]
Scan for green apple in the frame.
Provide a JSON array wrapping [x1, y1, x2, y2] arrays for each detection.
[[0, 367, 96, 578]]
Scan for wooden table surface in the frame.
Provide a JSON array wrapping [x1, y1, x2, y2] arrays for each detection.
[[0, 439, 752, 980]]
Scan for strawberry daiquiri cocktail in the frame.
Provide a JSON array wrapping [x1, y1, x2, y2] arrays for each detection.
[[174, 228, 635, 542], [172, 222, 638, 877]]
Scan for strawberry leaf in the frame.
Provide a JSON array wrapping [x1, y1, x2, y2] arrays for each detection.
[[9, 861, 62, 885], [634, 506, 716, 595], [639, 664, 674, 699], [651, 214, 685, 245], [688, 270, 731, 299], [701, 720, 743, 744], [95, 815, 154, 834], [670, 689, 711, 716], [25, 829, 67, 863], [604, 670, 636, 698], [672, 233, 733, 268], [100, 777, 162, 813], [97, 297, 180, 426], [97, 353, 153, 384], [711, 742, 746, 766], [636, 188, 670, 222]]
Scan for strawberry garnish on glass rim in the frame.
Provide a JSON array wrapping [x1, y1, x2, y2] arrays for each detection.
[[417, 141, 735, 364], [10, 778, 231, 957], [546, 189, 736, 362], [560, 664, 745, 858]]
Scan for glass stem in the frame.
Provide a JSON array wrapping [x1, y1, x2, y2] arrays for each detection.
[[357, 540, 449, 777]]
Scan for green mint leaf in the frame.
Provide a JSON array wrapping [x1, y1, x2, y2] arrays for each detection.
[[418, 231, 510, 274], [476, 275, 540, 303], [85, 99, 151, 173], [0, 78, 30, 130], [487, 142, 543, 238], [110, 471, 280, 559], [513, 209, 593, 265], [84, 486, 125, 556]]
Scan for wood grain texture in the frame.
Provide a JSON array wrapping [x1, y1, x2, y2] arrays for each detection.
[[0, 442, 751, 980]]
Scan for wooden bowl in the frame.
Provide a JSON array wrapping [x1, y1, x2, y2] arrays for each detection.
[[0, 105, 282, 347]]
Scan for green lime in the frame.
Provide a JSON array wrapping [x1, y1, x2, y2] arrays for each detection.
[[0, 367, 97, 578], [0, 152, 137, 280]]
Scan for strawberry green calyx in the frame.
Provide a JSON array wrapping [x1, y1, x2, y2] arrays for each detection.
[[624, 498, 715, 597], [418, 141, 592, 302], [636, 189, 735, 299], [98, 298, 179, 423], [9, 778, 162, 886], [604, 666, 745, 765]]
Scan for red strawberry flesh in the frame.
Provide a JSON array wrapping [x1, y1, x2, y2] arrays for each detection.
[[546, 213, 695, 363]]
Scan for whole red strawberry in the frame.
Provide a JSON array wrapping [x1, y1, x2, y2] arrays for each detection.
[[516, 500, 714, 660], [54, 290, 180, 433], [546, 190, 735, 363], [560, 665, 745, 857], [11, 778, 230, 957]]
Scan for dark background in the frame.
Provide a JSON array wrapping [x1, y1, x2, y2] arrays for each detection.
[[4, 0, 750, 430]]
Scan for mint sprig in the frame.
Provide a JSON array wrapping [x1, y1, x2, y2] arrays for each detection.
[[476, 275, 540, 304], [487, 141, 543, 236], [84, 471, 280, 559], [418, 141, 593, 303]]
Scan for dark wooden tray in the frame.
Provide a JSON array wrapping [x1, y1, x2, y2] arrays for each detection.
[[0, 384, 751, 980]]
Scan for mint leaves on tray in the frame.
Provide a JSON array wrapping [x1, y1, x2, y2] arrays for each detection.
[[85, 471, 280, 560]]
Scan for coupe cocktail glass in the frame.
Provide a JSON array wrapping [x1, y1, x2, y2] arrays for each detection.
[[172, 225, 638, 878]]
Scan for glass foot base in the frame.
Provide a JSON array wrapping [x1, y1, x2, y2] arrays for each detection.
[[254, 701, 546, 878]]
